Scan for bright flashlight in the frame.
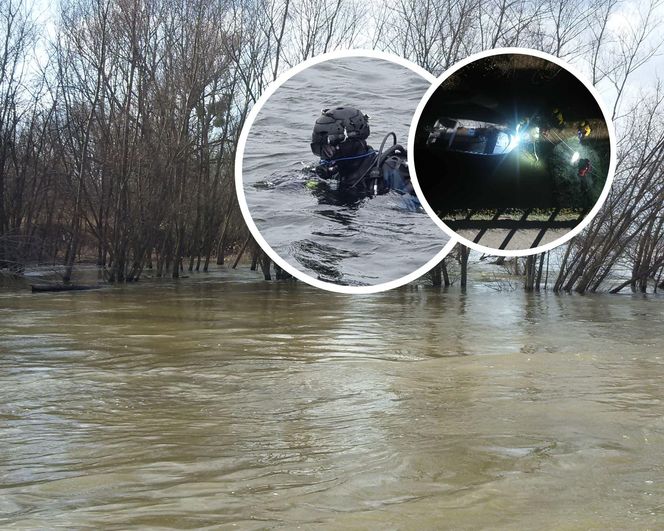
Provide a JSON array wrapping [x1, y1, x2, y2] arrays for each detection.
[[571, 151, 580, 164], [507, 134, 520, 151]]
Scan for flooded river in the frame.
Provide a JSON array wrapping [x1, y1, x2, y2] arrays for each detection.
[[1, 271, 664, 528]]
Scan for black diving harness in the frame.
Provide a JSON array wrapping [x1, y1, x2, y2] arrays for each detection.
[[346, 132, 404, 195]]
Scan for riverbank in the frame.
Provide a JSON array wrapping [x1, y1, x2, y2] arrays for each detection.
[[0, 249, 635, 295]]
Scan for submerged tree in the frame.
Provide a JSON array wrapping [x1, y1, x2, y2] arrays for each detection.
[[1, 0, 663, 292]]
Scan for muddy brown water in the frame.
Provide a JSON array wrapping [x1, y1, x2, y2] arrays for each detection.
[[1, 270, 664, 528]]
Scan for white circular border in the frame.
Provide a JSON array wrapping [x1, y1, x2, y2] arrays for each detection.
[[407, 47, 617, 257], [235, 49, 458, 294]]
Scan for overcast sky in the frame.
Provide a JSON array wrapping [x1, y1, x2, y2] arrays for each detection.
[[23, 0, 664, 117]]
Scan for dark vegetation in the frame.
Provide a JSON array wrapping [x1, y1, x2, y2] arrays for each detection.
[[1, 0, 663, 293]]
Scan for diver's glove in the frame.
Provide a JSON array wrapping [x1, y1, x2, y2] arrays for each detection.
[[314, 163, 339, 181]]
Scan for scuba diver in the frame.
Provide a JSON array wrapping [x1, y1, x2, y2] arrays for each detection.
[[552, 107, 565, 129], [577, 120, 592, 142], [516, 115, 541, 161], [309, 107, 417, 205], [578, 158, 591, 178]]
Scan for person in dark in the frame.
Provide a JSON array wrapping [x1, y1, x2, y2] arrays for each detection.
[[309, 107, 414, 201], [577, 120, 592, 142], [578, 158, 591, 178], [552, 107, 565, 129]]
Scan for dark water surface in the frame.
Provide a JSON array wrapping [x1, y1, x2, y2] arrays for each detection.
[[242, 56, 449, 286], [2, 272, 664, 528]]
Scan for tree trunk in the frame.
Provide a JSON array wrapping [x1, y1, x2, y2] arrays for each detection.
[[460, 245, 469, 289]]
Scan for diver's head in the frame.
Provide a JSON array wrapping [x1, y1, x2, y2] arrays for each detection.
[[310, 107, 370, 161]]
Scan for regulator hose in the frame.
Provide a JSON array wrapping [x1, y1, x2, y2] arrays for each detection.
[[348, 132, 398, 190]]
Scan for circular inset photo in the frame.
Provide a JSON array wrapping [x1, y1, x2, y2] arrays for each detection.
[[410, 49, 616, 255], [237, 51, 454, 293]]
